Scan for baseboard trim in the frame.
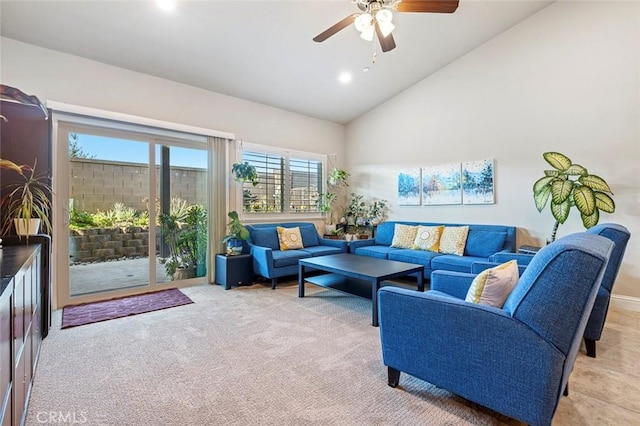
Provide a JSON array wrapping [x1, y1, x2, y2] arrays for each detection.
[[610, 295, 640, 312]]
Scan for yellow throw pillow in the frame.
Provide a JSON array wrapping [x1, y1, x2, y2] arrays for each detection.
[[277, 226, 304, 251], [390, 224, 418, 249], [465, 260, 519, 308], [412, 225, 444, 252], [439, 226, 469, 256]]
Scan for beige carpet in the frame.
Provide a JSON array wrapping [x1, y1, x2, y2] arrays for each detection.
[[27, 282, 517, 425]]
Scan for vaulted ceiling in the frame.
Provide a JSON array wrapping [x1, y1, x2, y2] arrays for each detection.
[[0, 1, 552, 124]]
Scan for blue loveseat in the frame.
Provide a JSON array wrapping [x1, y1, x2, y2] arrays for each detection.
[[245, 222, 348, 289], [349, 221, 516, 278]]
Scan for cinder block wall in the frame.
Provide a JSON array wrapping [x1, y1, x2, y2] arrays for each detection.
[[69, 226, 152, 263], [69, 159, 207, 213]]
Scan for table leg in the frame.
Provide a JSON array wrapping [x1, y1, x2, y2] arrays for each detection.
[[371, 278, 380, 327], [416, 271, 424, 292], [298, 263, 305, 298]]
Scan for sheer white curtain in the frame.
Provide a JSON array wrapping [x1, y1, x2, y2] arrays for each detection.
[[208, 136, 230, 282]]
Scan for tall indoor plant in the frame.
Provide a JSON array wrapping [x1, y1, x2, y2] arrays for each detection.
[[533, 152, 615, 242], [0, 159, 52, 236]]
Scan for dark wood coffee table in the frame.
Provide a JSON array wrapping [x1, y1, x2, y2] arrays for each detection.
[[298, 253, 424, 326]]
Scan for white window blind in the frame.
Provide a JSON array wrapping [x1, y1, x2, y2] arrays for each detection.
[[240, 147, 325, 216]]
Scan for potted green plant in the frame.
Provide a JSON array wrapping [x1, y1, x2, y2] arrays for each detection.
[[328, 167, 349, 187], [222, 211, 250, 255], [317, 192, 337, 234], [367, 199, 388, 225], [0, 159, 52, 237], [232, 161, 259, 186], [185, 205, 207, 277], [533, 152, 615, 242], [345, 193, 365, 226], [159, 211, 197, 280]]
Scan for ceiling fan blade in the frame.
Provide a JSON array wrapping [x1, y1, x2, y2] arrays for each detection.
[[396, 0, 459, 14], [313, 14, 359, 42], [375, 23, 396, 53]]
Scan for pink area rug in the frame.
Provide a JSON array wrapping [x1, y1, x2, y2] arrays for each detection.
[[61, 288, 193, 329]]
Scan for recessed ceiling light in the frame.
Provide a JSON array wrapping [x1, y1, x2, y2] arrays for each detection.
[[362, 67, 370, 73], [338, 72, 352, 85], [157, 0, 177, 11]]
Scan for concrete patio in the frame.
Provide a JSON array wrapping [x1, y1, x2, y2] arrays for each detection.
[[69, 257, 172, 296]]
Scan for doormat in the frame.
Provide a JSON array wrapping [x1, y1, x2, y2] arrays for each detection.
[[61, 288, 194, 329]]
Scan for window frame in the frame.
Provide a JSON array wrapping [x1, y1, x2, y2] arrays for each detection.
[[235, 142, 327, 221]]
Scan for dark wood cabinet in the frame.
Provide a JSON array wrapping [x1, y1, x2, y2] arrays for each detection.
[[0, 281, 12, 426], [0, 244, 43, 426]]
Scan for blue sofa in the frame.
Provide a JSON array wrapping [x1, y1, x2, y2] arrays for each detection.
[[349, 221, 516, 278], [245, 222, 348, 289], [378, 232, 614, 425]]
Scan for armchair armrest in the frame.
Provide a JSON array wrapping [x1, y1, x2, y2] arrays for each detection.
[[489, 252, 534, 266], [378, 287, 565, 424], [430, 270, 476, 299], [349, 238, 375, 252], [472, 261, 528, 275], [318, 237, 348, 252], [248, 243, 275, 278]]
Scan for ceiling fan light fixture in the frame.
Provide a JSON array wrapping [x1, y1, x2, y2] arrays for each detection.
[[378, 21, 395, 37], [354, 13, 373, 32], [375, 9, 393, 24], [360, 26, 375, 41]]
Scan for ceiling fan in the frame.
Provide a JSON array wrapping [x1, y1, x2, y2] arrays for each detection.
[[313, 0, 459, 53]]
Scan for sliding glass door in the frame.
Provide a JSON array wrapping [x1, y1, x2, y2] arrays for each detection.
[[55, 124, 209, 307]]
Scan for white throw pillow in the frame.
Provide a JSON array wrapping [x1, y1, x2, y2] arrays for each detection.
[[465, 260, 519, 308]]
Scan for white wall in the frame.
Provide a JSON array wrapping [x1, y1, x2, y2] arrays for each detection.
[[346, 1, 640, 299], [0, 37, 344, 156]]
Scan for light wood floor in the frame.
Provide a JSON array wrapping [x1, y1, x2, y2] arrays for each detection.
[[552, 307, 640, 425]]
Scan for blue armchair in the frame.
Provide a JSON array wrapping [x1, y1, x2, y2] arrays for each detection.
[[378, 233, 613, 426], [486, 223, 631, 358]]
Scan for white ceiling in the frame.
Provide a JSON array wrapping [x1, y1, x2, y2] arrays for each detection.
[[0, 0, 552, 124]]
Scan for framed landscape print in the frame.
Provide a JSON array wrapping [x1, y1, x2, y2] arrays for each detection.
[[422, 163, 462, 205], [397, 169, 421, 206], [462, 159, 495, 204]]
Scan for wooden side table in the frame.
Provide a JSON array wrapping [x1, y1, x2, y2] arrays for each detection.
[[215, 253, 254, 290]]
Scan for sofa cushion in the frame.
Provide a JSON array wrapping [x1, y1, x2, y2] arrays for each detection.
[[391, 224, 418, 249], [353, 245, 395, 259], [302, 245, 343, 257], [465, 260, 519, 308], [298, 225, 320, 247], [251, 227, 280, 250], [272, 249, 311, 267], [374, 222, 398, 246], [439, 226, 469, 256], [431, 254, 486, 273], [413, 225, 444, 252], [465, 230, 507, 257], [388, 249, 443, 268]]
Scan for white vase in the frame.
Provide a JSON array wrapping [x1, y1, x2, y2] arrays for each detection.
[[14, 218, 41, 236], [324, 224, 337, 235]]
